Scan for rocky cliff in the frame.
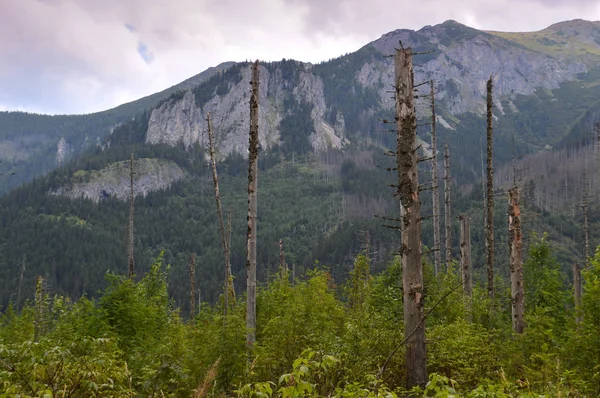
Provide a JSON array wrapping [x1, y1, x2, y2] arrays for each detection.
[[143, 20, 600, 157], [51, 158, 185, 203], [146, 62, 350, 156]]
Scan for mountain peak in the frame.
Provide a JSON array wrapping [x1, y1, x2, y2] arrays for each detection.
[[543, 19, 600, 32]]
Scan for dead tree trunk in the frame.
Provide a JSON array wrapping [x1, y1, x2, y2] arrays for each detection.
[[279, 239, 287, 274], [128, 153, 135, 279], [34, 276, 44, 341], [582, 171, 590, 269], [246, 60, 260, 348], [227, 210, 234, 300], [486, 76, 495, 300], [207, 112, 234, 312], [395, 47, 427, 390], [459, 215, 472, 297], [573, 262, 583, 324], [16, 254, 26, 312], [190, 253, 196, 319], [444, 144, 452, 271], [508, 187, 525, 333], [430, 80, 442, 276]]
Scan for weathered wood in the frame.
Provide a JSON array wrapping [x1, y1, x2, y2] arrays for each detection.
[[508, 187, 525, 333], [444, 144, 451, 271], [430, 80, 442, 276], [16, 254, 26, 312], [459, 215, 472, 297], [573, 262, 582, 324], [486, 76, 495, 300], [189, 253, 196, 319], [246, 60, 260, 348], [395, 48, 427, 390], [227, 210, 233, 301], [582, 171, 590, 269], [207, 112, 234, 312], [279, 239, 287, 275], [128, 153, 135, 279]]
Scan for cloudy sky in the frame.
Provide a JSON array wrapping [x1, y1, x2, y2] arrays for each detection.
[[2, 0, 599, 115]]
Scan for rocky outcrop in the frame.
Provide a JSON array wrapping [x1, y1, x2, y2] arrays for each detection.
[[145, 63, 348, 156], [51, 158, 184, 203], [56, 137, 70, 165], [366, 21, 588, 115]]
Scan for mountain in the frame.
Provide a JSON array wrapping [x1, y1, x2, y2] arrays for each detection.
[[2, 19, 600, 313], [0, 62, 234, 194]]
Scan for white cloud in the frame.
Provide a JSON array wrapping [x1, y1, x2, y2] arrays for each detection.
[[1, 0, 599, 115]]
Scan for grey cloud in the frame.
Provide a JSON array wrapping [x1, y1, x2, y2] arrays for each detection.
[[1, 0, 599, 115]]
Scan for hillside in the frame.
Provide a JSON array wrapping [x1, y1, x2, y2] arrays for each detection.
[[0, 62, 233, 194], [2, 19, 600, 312]]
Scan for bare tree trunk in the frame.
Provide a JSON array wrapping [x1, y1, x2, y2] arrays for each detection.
[[16, 254, 26, 312], [430, 80, 442, 276], [480, 136, 488, 267], [227, 210, 234, 300], [459, 215, 472, 297], [34, 276, 44, 341], [508, 187, 525, 333], [395, 48, 427, 390], [582, 171, 590, 269], [279, 239, 287, 274], [573, 262, 582, 324], [207, 112, 234, 312], [486, 76, 495, 300], [246, 60, 260, 348], [190, 253, 196, 319], [444, 144, 452, 271], [128, 153, 135, 279]]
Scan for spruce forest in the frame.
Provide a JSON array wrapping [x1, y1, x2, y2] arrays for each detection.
[[4, 19, 600, 398]]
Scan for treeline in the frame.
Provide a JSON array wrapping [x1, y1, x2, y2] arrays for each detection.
[[1, 237, 599, 396]]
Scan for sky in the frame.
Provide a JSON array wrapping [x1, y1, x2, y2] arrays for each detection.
[[1, 0, 600, 115]]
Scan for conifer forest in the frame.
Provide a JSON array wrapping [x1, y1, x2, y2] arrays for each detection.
[[4, 21, 600, 398]]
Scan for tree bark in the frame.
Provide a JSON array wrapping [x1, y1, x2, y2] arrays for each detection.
[[128, 153, 135, 279], [573, 262, 582, 324], [508, 187, 525, 333], [207, 112, 234, 312], [444, 144, 452, 271], [459, 215, 472, 297], [279, 239, 287, 275], [395, 48, 427, 390], [246, 60, 260, 348], [189, 253, 196, 319], [582, 171, 590, 269], [430, 80, 442, 276], [486, 76, 495, 300], [16, 254, 26, 312]]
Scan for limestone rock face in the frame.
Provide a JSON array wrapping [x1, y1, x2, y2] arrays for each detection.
[[51, 158, 184, 203], [145, 63, 349, 157], [144, 20, 600, 158]]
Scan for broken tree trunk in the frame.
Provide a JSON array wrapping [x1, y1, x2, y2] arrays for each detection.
[[508, 187, 525, 333], [227, 210, 234, 301], [246, 60, 260, 348], [207, 112, 234, 312], [459, 215, 472, 297], [430, 80, 442, 276], [128, 153, 135, 279], [395, 47, 427, 390], [582, 171, 590, 269], [486, 76, 495, 300], [444, 144, 452, 271], [190, 253, 196, 319], [573, 262, 583, 324], [279, 239, 287, 275], [16, 254, 26, 312]]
